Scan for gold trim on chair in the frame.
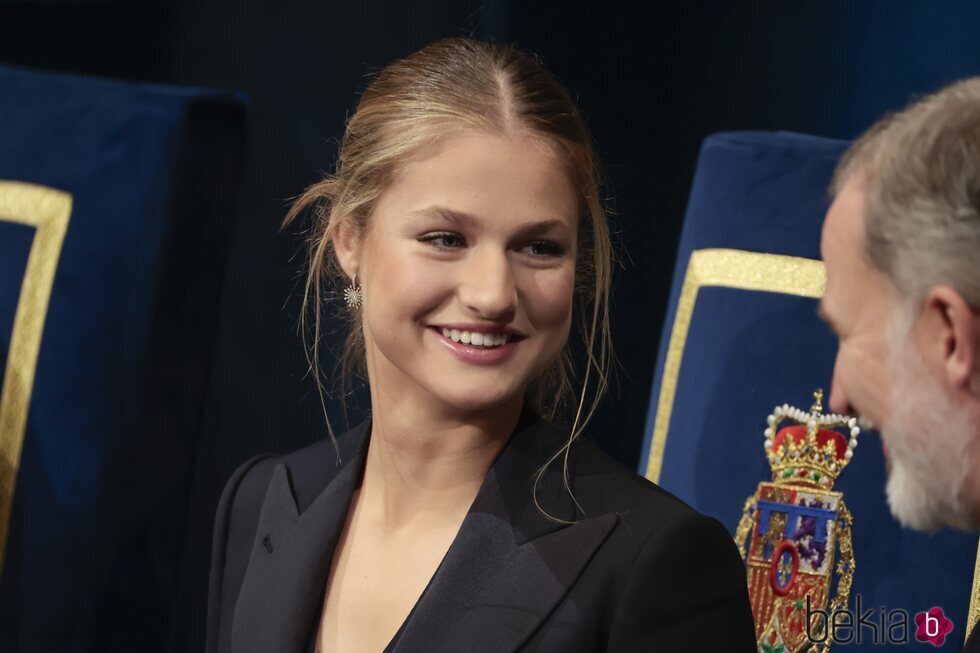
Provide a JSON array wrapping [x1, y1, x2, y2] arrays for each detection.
[[0, 180, 72, 576], [639, 246, 980, 643], [969, 548, 980, 645], [643, 248, 825, 484]]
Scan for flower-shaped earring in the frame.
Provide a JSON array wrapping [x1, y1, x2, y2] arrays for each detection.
[[344, 274, 362, 309]]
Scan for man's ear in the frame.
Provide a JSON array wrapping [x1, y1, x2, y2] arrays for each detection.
[[919, 285, 977, 391], [332, 216, 360, 281]]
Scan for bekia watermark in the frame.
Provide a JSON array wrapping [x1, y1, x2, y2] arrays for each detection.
[[915, 607, 954, 647], [806, 594, 954, 646]]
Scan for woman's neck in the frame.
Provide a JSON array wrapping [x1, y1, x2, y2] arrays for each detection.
[[359, 389, 523, 531]]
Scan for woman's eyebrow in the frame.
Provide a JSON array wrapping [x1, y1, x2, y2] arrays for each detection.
[[409, 206, 476, 225], [515, 219, 572, 239], [410, 206, 571, 235]]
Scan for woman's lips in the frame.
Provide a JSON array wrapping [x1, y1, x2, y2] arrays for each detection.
[[428, 326, 521, 365]]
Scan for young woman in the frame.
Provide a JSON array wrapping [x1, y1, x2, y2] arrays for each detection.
[[207, 38, 755, 653]]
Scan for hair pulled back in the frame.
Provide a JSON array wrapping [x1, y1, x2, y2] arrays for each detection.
[[286, 38, 613, 474]]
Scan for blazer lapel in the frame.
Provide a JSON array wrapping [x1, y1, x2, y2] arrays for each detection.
[[391, 416, 618, 653], [229, 413, 616, 653], [231, 422, 370, 653]]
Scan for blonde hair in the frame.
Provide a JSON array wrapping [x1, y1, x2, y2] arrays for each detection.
[[284, 37, 614, 505], [831, 77, 980, 308]]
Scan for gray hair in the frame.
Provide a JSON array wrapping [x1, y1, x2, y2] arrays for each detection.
[[831, 77, 980, 309]]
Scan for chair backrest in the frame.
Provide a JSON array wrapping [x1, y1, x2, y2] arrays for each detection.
[[0, 65, 245, 652], [639, 131, 979, 650]]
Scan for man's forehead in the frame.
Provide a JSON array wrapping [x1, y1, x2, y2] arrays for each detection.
[[825, 180, 867, 243], [820, 179, 871, 319], [822, 179, 869, 273]]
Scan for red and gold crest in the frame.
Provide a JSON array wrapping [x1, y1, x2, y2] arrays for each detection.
[[735, 391, 858, 653]]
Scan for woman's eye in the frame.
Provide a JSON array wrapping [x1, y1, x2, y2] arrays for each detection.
[[524, 240, 565, 258], [418, 232, 466, 249]]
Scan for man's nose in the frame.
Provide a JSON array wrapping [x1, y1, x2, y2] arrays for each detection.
[[827, 354, 853, 416], [459, 247, 517, 320]]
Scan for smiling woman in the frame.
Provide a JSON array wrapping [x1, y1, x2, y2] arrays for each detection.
[[206, 37, 756, 653], [337, 130, 579, 416]]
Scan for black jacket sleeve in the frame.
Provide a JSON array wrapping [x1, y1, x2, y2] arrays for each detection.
[[205, 454, 279, 653], [607, 512, 757, 652]]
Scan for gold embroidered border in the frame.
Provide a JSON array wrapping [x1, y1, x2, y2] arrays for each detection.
[[0, 181, 72, 576], [641, 246, 980, 642], [969, 547, 980, 644], [643, 248, 826, 483]]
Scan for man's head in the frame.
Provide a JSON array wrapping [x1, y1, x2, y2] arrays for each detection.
[[820, 77, 980, 532]]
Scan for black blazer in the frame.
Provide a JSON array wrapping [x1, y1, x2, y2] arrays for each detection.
[[207, 412, 757, 653]]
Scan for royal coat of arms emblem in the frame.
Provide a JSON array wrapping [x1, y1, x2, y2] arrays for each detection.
[[735, 390, 860, 653]]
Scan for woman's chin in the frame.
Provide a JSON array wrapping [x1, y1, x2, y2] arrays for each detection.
[[433, 386, 523, 416]]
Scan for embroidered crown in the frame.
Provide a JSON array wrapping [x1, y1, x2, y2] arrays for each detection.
[[762, 389, 860, 489]]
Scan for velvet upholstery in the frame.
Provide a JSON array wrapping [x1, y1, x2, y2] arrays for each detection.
[[640, 131, 979, 650], [0, 64, 246, 652]]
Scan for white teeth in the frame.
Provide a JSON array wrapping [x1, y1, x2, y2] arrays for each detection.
[[441, 329, 510, 348]]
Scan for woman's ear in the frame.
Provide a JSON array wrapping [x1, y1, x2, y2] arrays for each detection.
[[332, 217, 360, 281]]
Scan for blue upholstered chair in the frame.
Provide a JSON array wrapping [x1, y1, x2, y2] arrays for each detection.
[[0, 65, 245, 652], [639, 132, 979, 651]]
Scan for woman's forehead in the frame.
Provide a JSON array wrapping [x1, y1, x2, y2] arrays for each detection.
[[373, 130, 580, 226]]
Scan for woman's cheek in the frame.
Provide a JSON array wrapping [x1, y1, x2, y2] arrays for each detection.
[[531, 267, 576, 327]]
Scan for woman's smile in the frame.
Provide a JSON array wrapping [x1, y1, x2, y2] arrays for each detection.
[[344, 129, 578, 413], [440, 328, 512, 348], [427, 324, 528, 365]]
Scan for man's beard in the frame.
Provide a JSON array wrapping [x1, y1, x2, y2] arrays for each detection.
[[881, 318, 979, 532]]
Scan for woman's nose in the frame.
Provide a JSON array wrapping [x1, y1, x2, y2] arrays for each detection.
[[458, 247, 517, 320]]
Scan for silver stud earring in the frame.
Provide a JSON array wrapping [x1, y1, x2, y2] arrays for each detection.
[[344, 274, 362, 309]]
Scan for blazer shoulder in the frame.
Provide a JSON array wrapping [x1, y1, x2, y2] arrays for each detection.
[[571, 437, 708, 535], [572, 437, 696, 512], [567, 440, 756, 651], [205, 423, 366, 653], [206, 453, 281, 653]]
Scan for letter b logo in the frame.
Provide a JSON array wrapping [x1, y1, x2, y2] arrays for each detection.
[[915, 607, 953, 647]]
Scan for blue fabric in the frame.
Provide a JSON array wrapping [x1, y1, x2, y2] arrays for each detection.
[[0, 65, 246, 652], [0, 221, 32, 354], [641, 132, 976, 649]]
